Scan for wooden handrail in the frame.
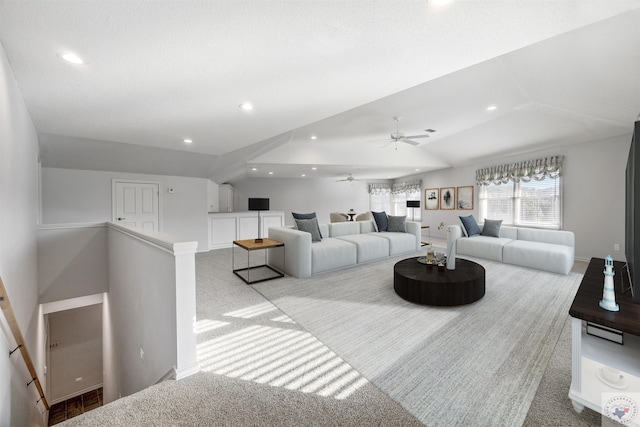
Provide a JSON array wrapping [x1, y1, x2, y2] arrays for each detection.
[[0, 275, 49, 410]]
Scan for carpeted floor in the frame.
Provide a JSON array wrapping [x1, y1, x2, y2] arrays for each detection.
[[60, 246, 604, 426]]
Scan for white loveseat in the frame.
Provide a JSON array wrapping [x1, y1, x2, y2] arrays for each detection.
[[268, 220, 421, 278], [448, 224, 575, 275]]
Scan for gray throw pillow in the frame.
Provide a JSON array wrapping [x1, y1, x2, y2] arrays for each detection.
[[292, 212, 322, 239], [482, 218, 503, 238], [387, 215, 407, 233], [459, 215, 481, 237], [295, 218, 322, 242]]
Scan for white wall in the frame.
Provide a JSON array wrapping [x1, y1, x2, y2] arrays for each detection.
[[415, 134, 631, 261], [0, 43, 46, 425], [48, 304, 102, 403], [231, 178, 371, 225], [37, 225, 109, 304], [41, 168, 210, 251]]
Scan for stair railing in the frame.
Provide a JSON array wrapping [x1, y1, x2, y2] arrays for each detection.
[[0, 275, 50, 411]]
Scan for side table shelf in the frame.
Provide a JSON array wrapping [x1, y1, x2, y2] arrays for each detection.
[[232, 238, 285, 285], [569, 257, 640, 425]]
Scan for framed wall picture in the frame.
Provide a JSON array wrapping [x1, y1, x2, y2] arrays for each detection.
[[457, 186, 474, 210], [424, 188, 439, 210], [440, 187, 455, 210]]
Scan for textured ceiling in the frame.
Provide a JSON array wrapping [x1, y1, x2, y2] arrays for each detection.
[[1, 0, 639, 183]]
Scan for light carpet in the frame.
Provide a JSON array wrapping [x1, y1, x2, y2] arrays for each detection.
[[253, 253, 583, 427]]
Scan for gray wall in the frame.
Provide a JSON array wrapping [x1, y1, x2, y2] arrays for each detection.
[[0, 42, 45, 426], [232, 178, 371, 226], [414, 134, 630, 261], [41, 168, 211, 251]]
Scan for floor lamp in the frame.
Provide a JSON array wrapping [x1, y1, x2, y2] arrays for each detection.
[[406, 200, 420, 221], [248, 198, 270, 243]]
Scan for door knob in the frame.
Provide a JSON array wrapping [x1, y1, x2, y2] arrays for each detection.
[[117, 217, 126, 220]]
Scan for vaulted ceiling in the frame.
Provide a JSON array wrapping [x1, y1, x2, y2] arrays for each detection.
[[1, 1, 639, 184]]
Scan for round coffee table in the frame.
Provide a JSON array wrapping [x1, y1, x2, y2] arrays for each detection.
[[394, 257, 485, 306]]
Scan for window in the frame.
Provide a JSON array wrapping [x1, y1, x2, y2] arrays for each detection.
[[479, 175, 562, 229], [368, 182, 422, 221]]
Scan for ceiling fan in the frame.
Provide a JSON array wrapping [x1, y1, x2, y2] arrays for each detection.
[[336, 173, 357, 182], [383, 116, 435, 149]]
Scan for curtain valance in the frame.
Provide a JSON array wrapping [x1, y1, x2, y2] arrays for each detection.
[[368, 179, 422, 195], [476, 156, 563, 186]]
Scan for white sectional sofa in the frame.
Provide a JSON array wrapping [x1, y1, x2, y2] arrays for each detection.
[[268, 220, 421, 278], [448, 224, 575, 275]]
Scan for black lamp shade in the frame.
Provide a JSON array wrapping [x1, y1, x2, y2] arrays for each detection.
[[406, 200, 420, 208], [248, 198, 270, 211]]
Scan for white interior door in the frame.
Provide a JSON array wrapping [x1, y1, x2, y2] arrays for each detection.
[[113, 181, 160, 231]]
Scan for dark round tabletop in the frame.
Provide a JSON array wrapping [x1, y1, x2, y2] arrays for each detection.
[[393, 257, 485, 306]]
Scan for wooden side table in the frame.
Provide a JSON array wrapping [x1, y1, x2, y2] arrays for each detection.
[[232, 238, 284, 284]]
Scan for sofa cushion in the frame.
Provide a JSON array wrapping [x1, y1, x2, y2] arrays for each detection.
[[328, 221, 360, 237], [460, 215, 481, 237], [372, 211, 388, 232], [517, 227, 575, 247], [503, 240, 574, 275], [294, 218, 322, 242], [292, 212, 323, 238], [372, 232, 417, 256], [359, 220, 376, 234], [456, 235, 512, 262], [481, 219, 503, 237], [311, 238, 357, 274], [387, 215, 407, 233], [335, 234, 390, 263]]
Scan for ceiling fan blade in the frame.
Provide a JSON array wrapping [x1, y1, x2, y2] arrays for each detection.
[[401, 138, 420, 146], [404, 134, 431, 139]]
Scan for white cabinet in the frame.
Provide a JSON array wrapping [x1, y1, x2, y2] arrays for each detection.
[[219, 184, 234, 212], [208, 211, 285, 250]]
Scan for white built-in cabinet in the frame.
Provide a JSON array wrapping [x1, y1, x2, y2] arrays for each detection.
[[218, 184, 234, 213], [208, 211, 285, 250]]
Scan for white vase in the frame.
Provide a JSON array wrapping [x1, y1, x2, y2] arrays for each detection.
[[446, 228, 456, 270]]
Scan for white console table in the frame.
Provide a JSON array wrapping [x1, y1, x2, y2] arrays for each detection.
[[208, 211, 284, 250], [569, 257, 640, 426]]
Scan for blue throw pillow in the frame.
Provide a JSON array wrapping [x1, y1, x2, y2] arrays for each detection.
[[387, 215, 407, 233], [372, 211, 388, 232], [459, 215, 481, 237], [292, 212, 322, 238]]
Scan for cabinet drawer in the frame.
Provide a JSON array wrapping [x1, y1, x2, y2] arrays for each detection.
[[582, 357, 640, 404]]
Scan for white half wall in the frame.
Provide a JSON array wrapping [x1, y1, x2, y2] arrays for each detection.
[[41, 168, 210, 251]]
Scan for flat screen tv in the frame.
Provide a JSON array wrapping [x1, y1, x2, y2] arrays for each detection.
[[625, 119, 640, 303]]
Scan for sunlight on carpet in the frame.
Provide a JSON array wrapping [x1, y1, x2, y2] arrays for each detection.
[[195, 305, 368, 400]]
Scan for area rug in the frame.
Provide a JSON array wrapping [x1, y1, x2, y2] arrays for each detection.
[[253, 254, 582, 427]]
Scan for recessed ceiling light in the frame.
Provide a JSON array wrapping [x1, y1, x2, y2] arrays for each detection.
[[310, 135, 317, 140], [268, 171, 274, 175], [239, 102, 254, 111], [415, 169, 420, 171], [301, 174, 306, 177], [58, 52, 85, 64], [429, 0, 453, 6], [251, 167, 257, 171], [312, 167, 317, 170], [486, 105, 497, 111], [183, 139, 192, 144]]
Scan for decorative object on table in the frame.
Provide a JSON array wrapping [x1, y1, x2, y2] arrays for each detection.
[[440, 187, 455, 210], [248, 198, 269, 243], [426, 244, 435, 263], [425, 188, 439, 210], [599, 255, 619, 312], [456, 186, 474, 210], [437, 222, 446, 231], [406, 200, 420, 221], [446, 225, 456, 270]]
